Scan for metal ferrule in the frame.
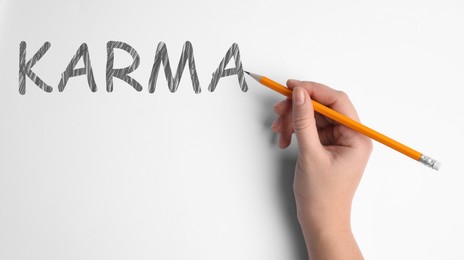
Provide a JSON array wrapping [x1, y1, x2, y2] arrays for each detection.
[[419, 154, 439, 170]]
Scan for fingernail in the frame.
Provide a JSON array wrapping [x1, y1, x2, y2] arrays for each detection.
[[293, 87, 305, 105]]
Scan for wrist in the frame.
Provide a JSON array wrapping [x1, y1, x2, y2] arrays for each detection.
[[296, 200, 353, 234]]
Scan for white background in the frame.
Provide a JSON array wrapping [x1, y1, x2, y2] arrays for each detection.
[[1, 0, 463, 259]]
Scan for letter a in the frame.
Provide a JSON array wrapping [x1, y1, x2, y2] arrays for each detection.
[[58, 43, 97, 92], [208, 43, 248, 92]]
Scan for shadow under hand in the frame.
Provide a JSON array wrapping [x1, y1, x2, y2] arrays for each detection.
[[277, 154, 309, 260], [257, 94, 308, 260]]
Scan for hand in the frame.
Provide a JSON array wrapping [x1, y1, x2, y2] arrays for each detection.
[[271, 80, 372, 259]]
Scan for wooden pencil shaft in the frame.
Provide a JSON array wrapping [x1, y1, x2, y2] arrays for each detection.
[[260, 76, 422, 161]]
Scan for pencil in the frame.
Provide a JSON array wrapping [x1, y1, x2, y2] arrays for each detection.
[[245, 71, 441, 171]]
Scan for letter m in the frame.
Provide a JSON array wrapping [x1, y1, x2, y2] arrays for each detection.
[[148, 41, 201, 94]]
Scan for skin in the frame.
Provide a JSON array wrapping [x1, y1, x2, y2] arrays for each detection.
[[271, 80, 372, 260]]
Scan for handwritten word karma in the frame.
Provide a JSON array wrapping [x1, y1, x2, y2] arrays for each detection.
[[18, 41, 248, 95]]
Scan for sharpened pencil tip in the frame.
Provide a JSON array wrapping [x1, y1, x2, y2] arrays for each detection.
[[244, 71, 262, 82]]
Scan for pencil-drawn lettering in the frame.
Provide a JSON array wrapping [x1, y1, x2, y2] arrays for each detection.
[[19, 41, 248, 94], [208, 43, 248, 92], [19, 41, 53, 95], [58, 43, 97, 92], [106, 41, 142, 92], [148, 41, 201, 93]]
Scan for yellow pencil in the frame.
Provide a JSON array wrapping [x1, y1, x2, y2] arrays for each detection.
[[245, 71, 441, 171]]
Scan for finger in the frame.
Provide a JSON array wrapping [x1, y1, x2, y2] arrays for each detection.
[[279, 133, 291, 149], [272, 118, 295, 136], [287, 79, 302, 87], [292, 87, 323, 156], [272, 114, 293, 148], [287, 80, 360, 121], [271, 117, 281, 132], [288, 80, 372, 149], [280, 112, 293, 148], [273, 98, 292, 115], [273, 100, 286, 114]]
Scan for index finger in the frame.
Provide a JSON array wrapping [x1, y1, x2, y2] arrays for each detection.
[[286, 79, 360, 122]]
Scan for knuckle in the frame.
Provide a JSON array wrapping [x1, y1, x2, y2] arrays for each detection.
[[301, 80, 315, 85], [337, 90, 349, 99], [273, 104, 280, 113], [293, 116, 314, 131], [366, 138, 374, 154], [300, 81, 316, 90], [273, 100, 289, 114], [359, 136, 373, 154]]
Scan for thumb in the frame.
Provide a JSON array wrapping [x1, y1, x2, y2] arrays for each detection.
[[292, 87, 323, 156]]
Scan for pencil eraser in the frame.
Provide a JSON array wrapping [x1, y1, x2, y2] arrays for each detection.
[[433, 161, 442, 171]]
